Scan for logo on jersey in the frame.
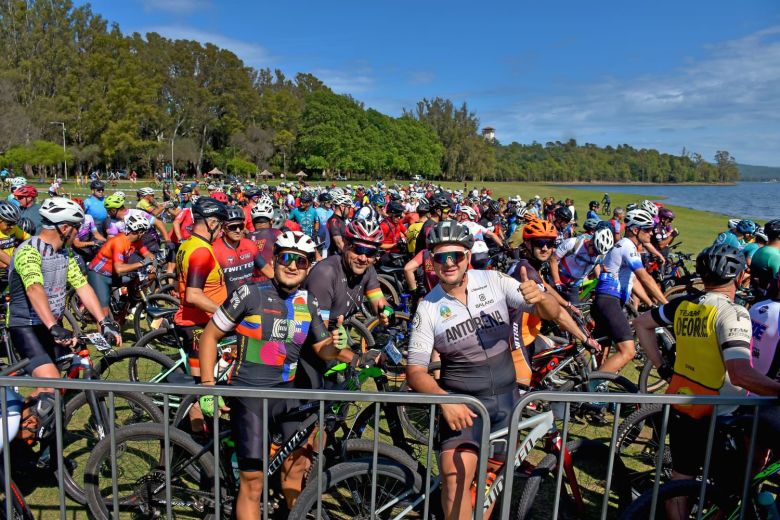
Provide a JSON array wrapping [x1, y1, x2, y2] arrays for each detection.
[[412, 313, 421, 330], [439, 305, 453, 320], [444, 310, 505, 343]]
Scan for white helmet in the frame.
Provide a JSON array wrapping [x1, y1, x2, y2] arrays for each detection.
[[124, 213, 151, 233], [40, 197, 85, 226], [592, 227, 615, 255], [459, 206, 478, 221], [274, 231, 317, 258], [333, 194, 353, 207], [138, 187, 155, 197], [624, 209, 655, 230], [728, 218, 740, 230], [516, 206, 528, 218], [114, 191, 126, 199], [640, 200, 658, 217], [11, 177, 27, 189], [251, 198, 275, 221]]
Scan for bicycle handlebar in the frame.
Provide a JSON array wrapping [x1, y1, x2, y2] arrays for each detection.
[[0, 359, 30, 377]]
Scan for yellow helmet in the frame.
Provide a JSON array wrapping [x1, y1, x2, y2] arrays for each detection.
[[104, 193, 126, 210]]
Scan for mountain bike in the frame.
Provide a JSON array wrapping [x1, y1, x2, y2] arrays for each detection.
[[0, 358, 33, 520]]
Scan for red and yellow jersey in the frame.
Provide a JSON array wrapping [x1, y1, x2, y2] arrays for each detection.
[[89, 233, 149, 276], [175, 234, 228, 326]]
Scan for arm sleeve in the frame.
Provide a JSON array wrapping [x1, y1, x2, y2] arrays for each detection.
[[67, 255, 88, 289], [407, 304, 435, 366], [13, 245, 44, 289], [185, 247, 216, 291], [212, 284, 253, 332], [307, 294, 330, 343], [716, 304, 753, 362], [555, 238, 575, 260], [650, 297, 685, 326]]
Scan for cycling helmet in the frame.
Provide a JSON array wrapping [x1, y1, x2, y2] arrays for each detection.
[[180, 185, 193, 194], [658, 208, 676, 220], [272, 209, 286, 230], [386, 201, 404, 216], [755, 227, 768, 243], [459, 206, 478, 221], [522, 219, 557, 241], [300, 191, 314, 203], [624, 209, 654, 230], [191, 197, 228, 221], [416, 201, 430, 214], [13, 185, 37, 199], [114, 191, 125, 199], [554, 206, 573, 222], [589, 200, 600, 209], [389, 191, 402, 201], [696, 244, 746, 285], [0, 201, 21, 223], [764, 219, 780, 241], [251, 198, 275, 221], [318, 192, 333, 203], [211, 192, 229, 204], [426, 221, 474, 251], [190, 195, 199, 204], [370, 194, 385, 206], [17, 217, 35, 235], [625, 203, 638, 212], [10, 177, 27, 190], [137, 187, 155, 197], [485, 200, 500, 215], [40, 197, 85, 226], [344, 218, 384, 245], [431, 193, 452, 210], [736, 219, 757, 235], [592, 227, 615, 255], [124, 213, 150, 233], [332, 193, 353, 207], [640, 200, 658, 217], [226, 206, 245, 223], [583, 218, 600, 232], [71, 197, 84, 209], [103, 193, 126, 210], [274, 230, 317, 259], [90, 180, 105, 191], [728, 218, 740, 230]]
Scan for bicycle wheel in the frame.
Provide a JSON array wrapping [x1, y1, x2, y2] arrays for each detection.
[[614, 404, 671, 497], [637, 330, 675, 394], [289, 460, 423, 519], [84, 423, 219, 520], [377, 274, 400, 309], [95, 345, 183, 384], [132, 293, 180, 342], [133, 325, 184, 356], [60, 390, 164, 505], [362, 312, 411, 387], [0, 470, 34, 520], [617, 479, 724, 519], [516, 439, 632, 520]]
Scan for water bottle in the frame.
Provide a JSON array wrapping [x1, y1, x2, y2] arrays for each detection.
[[757, 491, 780, 520], [230, 451, 240, 486]]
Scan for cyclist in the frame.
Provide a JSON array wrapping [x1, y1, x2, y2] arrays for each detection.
[[326, 193, 352, 257], [136, 187, 165, 217], [84, 180, 107, 228], [289, 191, 319, 238], [0, 201, 28, 292], [315, 192, 333, 257], [87, 213, 156, 316], [652, 207, 679, 260], [601, 192, 611, 214], [405, 201, 430, 254], [248, 198, 281, 283], [592, 208, 667, 373], [378, 200, 407, 258], [586, 200, 600, 221], [213, 206, 259, 296], [414, 193, 452, 253], [550, 226, 614, 305], [607, 207, 625, 241], [13, 185, 41, 233], [552, 206, 574, 246], [635, 245, 780, 518], [101, 192, 169, 255], [714, 219, 756, 250], [9, 198, 121, 437], [405, 220, 560, 520], [478, 199, 505, 249], [457, 206, 503, 269], [750, 219, 780, 297], [743, 226, 766, 264]]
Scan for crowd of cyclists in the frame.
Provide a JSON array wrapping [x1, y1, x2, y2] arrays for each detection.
[[0, 173, 778, 519]]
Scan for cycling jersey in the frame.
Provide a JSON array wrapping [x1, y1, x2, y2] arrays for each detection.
[[303, 254, 381, 324], [19, 204, 41, 234], [213, 237, 259, 296], [408, 270, 534, 396], [289, 206, 318, 237], [171, 207, 194, 244], [555, 237, 602, 286], [714, 230, 745, 250], [88, 233, 149, 276], [586, 210, 600, 221], [175, 234, 227, 327], [0, 226, 29, 258], [76, 214, 98, 241], [749, 299, 780, 379], [326, 214, 346, 256], [411, 249, 439, 291], [8, 238, 88, 327], [103, 209, 155, 238], [137, 198, 155, 213], [751, 246, 780, 293], [414, 218, 437, 254], [742, 242, 761, 260], [405, 221, 425, 254], [596, 238, 643, 304], [555, 224, 573, 247], [608, 218, 624, 237], [652, 291, 751, 418], [248, 228, 281, 282], [462, 220, 490, 252], [212, 282, 329, 387], [379, 219, 406, 254]]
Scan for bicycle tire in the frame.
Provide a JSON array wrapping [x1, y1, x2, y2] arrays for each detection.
[[289, 460, 423, 519], [132, 293, 180, 342], [377, 274, 400, 309], [614, 403, 671, 497], [637, 330, 675, 394], [516, 439, 632, 520], [95, 345, 182, 384], [617, 479, 724, 519], [0, 475, 34, 520], [344, 315, 375, 350], [133, 325, 183, 356], [60, 390, 164, 505], [84, 422, 218, 520]]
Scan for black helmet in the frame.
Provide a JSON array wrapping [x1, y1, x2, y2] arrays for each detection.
[[90, 180, 105, 191], [416, 201, 430, 214], [180, 185, 193, 194], [696, 244, 746, 285], [427, 221, 474, 251], [765, 219, 780, 242], [431, 193, 452, 210], [554, 206, 573, 222], [192, 197, 228, 221], [318, 192, 332, 203], [389, 191, 402, 201], [300, 192, 314, 203], [386, 201, 404, 216], [17, 217, 35, 235], [226, 206, 245, 223], [589, 200, 600, 209]]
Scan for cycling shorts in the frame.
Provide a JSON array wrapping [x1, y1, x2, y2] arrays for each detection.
[[591, 294, 633, 343], [438, 388, 520, 462], [229, 389, 310, 472], [176, 325, 204, 370], [10, 324, 71, 373], [87, 270, 112, 308]]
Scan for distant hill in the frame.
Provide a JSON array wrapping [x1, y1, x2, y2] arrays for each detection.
[[738, 163, 780, 181]]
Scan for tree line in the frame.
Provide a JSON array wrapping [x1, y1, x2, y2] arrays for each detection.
[[0, 0, 739, 183]]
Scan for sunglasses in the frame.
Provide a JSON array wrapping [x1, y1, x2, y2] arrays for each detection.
[[432, 251, 467, 265], [225, 223, 245, 232], [531, 239, 556, 249], [276, 252, 310, 269], [350, 243, 379, 258]]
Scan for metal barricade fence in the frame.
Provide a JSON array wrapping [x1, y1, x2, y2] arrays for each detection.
[[0, 376, 494, 520]]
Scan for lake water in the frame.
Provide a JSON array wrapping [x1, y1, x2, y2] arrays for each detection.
[[568, 182, 779, 221]]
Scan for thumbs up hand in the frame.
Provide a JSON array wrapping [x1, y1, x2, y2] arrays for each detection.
[[518, 266, 544, 305]]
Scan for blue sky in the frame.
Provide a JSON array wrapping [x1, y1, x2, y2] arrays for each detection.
[[86, 0, 780, 166]]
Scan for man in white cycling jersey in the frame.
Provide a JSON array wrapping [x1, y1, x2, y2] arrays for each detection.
[[456, 206, 503, 269], [550, 226, 614, 305], [405, 220, 560, 520]]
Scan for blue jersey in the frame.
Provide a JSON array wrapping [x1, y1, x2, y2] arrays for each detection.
[[714, 230, 745, 250], [289, 206, 319, 237], [596, 238, 644, 303], [84, 195, 108, 226]]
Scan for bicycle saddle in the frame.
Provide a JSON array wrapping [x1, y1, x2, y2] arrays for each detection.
[[145, 306, 177, 319]]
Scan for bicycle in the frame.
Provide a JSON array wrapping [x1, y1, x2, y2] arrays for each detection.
[[0, 358, 33, 520]]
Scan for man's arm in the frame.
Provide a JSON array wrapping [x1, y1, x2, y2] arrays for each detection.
[[633, 310, 665, 369], [404, 254, 423, 291], [634, 268, 668, 305], [199, 320, 226, 385], [727, 359, 780, 396]]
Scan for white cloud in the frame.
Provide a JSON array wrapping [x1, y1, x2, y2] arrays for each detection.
[[142, 25, 273, 68], [495, 26, 780, 165], [140, 0, 210, 13], [313, 68, 374, 94]]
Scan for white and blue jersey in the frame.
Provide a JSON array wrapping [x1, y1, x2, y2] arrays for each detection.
[[595, 238, 644, 303]]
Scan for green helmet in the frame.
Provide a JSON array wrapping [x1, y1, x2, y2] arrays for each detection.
[[104, 193, 126, 210]]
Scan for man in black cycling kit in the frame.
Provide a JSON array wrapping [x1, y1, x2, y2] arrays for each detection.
[[405, 221, 561, 520], [198, 231, 365, 519], [9, 197, 121, 438]]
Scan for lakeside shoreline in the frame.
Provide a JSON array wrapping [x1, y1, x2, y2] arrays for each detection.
[[544, 181, 737, 186]]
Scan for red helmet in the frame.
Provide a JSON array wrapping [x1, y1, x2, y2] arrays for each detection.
[[71, 197, 84, 209], [13, 185, 38, 198], [344, 218, 383, 245], [211, 192, 229, 204]]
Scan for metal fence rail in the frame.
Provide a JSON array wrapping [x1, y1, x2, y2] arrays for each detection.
[[0, 376, 776, 520]]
